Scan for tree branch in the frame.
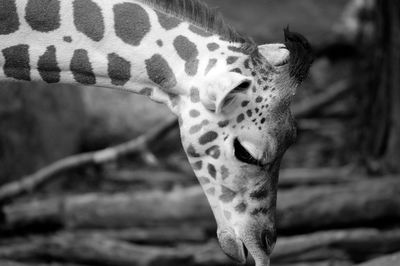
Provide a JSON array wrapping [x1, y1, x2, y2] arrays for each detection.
[[0, 118, 178, 204]]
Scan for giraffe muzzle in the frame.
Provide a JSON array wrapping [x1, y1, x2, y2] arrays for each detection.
[[217, 228, 248, 264], [217, 226, 274, 266]]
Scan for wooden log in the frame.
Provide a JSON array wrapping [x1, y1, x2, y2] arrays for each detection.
[[278, 167, 356, 188], [71, 226, 208, 245], [1, 228, 399, 266], [273, 228, 400, 263], [2, 177, 400, 233], [0, 233, 193, 266], [277, 176, 400, 233], [356, 251, 400, 266], [0, 261, 88, 266], [1, 187, 214, 233]]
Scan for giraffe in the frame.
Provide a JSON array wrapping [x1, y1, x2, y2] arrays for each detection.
[[0, 0, 313, 265]]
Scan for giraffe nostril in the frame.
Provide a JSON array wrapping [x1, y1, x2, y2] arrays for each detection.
[[261, 229, 277, 254]]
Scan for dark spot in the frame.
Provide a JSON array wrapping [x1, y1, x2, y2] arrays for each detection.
[[201, 120, 209, 126], [256, 96, 263, 103], [236, 114, 245, 123], [208, 164, 217, 179], [25, 0, 60, 32], [190, 87, 200, 103], [224, 210, 232, 220], [0, 0, 19, 34], [63, 36, 72, 43], [189, 123, 203, 134], [230, 68, 242, 74], [218, 120, 229, 128], [38, 45, 60, 83], [206, 187, 215, 195], [250, 183, 269, 200], [228, 46, 243, 53], [219, 185, 237, 203], [255, 108, 260, 113], [187, 144, 200, 158], [241, 101, 249, 107], [185, 60, 199, 76], [155, 10, 181, 30], [244, 59, 250, 69], [220, 165, 229, 180], [205, 145, 220, 159], [189, 24, 212, 37], [207, 43, 219, 51], [108, 53, 131, 86], [114, 2, 150, 46], [73, 0, 104, 41], [2, 44, 30, 81], [70, 49, 96, 85], [145, 54, 177, 90], [251, 207, 269, 216], [192, 161, 203, 170], [199, 131, 218, 145], [189, 109, 200, 118], [173, 35, 199, 76], [260, 118, 266, 124], [235, 202, 247, 213], [156, 39, 163, 47], [226, 56, 238, 65], [139, 87, 153, 96], [168, 94, 180, 107], [205, 58, 217, 75], [246, 110, 252, 117], [198, 176, 210, 185]]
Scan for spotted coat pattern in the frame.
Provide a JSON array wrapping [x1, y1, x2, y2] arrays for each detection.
[[0, 0, 307, 262]]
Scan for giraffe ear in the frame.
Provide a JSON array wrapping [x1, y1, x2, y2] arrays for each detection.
[[201, 72, 252, 114]]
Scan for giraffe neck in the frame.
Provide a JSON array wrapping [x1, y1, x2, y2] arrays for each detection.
[[0, 0, 247, 110]]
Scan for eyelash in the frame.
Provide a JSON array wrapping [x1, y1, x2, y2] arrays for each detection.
[[233, 138, 264, 166]]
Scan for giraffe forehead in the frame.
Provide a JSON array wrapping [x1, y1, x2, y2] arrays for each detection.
[[73, 0, 104, 42], [113, 2, 151, 47], [0, 0, 19, 35], [25, 0, 60, 32]]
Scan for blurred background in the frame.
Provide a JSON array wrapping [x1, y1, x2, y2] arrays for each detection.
[[1, 0, 400, 265]]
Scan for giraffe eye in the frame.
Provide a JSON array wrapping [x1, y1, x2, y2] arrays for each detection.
[[234, 138, 262, 166]]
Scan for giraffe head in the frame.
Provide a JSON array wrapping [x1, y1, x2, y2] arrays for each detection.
[[174, 29, 313, 265]]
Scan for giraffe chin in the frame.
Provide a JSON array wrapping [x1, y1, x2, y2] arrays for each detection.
[[217, 228, 248, 264]]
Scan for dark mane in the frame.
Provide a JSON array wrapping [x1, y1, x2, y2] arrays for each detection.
[[141, 0, 255, 49]]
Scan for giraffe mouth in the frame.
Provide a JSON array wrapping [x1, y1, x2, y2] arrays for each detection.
[[218, 229, 248, 263]]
